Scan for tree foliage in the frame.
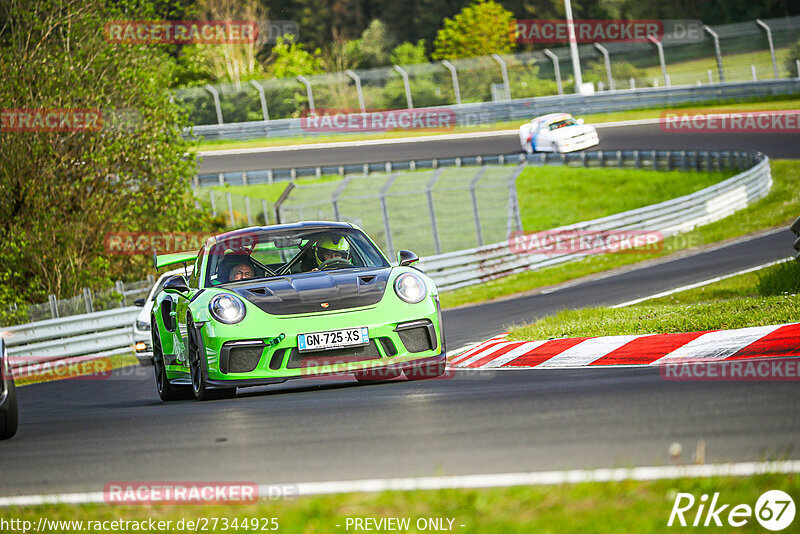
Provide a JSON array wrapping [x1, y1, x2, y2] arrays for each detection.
[[0, 0, 210, 309], [432, 0, 516, 60]]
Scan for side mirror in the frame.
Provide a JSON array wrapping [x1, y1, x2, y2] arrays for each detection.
[[576, 118, 584, 125], [397, 250, 419, 267], [163, 275, 190, 296], [133, 298, 146, 307]]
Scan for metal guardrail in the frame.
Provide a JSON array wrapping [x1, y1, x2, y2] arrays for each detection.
[[4, 149, 770, 367], [4, 307, 139, 368], [418, 150, 771, 290], [190, 79, 800, 142]]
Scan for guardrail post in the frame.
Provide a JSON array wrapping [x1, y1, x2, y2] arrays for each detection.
[[297, 75, 316, 115], [629, 78, 635, 89], [226, 192, 235, 227], [543, 49, 563, 95], [267, 169, 274, 184], [204, 84, 224, 125], [469, 167, 488, 246], [218, 173, 225, 187], [242, 170, 248, 186], [751, 65, 757, 81], [249, 80, 270, 121], [393, 65, 414, 109], [756, 20, 779, 80], [379, 174, 399, 259], [634, 150, 641, 169], [593, 43, 615, 91], [491, 54, 511, 100], [262, 199, 270, 225], [647, 35, 669, 87], [797, 60, 800, 78], [427, 168, 445, 255], [345, 69, 366, 113], [441, 60, 462, 105], [48, 294, 58, 319], [703, 26, 724, 83], [598, 150, 605, 167], [83, 288, 94, 314]]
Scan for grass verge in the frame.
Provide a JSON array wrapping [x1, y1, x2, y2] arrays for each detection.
[[193, 95, 800, 152], [14, 352, 140, 387], [440, 160, 800, 309], [5, 474, 797, 533], [506, 258, 800, 340]]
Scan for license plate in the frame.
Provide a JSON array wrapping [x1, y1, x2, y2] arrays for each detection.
[[298, 327, 369, 352]]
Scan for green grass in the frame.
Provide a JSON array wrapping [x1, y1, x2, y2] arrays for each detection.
[[15, 352, 139, 387], [440, 160, 800, 309], [193, 95, 800, 152], [6, 474, 798, 532]]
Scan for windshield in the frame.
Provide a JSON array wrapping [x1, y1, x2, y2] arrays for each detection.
[[548, 117, 577, 130], [204, 227, 390, 287]]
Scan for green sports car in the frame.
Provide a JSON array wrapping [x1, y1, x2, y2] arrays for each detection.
[[151, 222, 446, 401]]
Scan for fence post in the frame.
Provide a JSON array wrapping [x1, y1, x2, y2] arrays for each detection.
[[83, 288, 94, 314], [379, 174, 399, 259], [218, 173, 225, 187], [469, 167, 488, 247], [393, 65, 414, 109], [249, 80, 270, 121], [267, 169, 274, 184], [226, 192, 235, 227], [630, 78, 635, 89], [441, 60, 462, 105], [331, 176, 352, 221], [297, 75, 315, 115], [245, 196, 253, 225], [204, 84, 224, 125], [593, 43, 615, 91], [751, 65, 757, 81], [647, 35, 669, 87], [426, 169, 445, 255], [48, 294, 59, 319], [209, 189, 217, 216], [262, 199, 270, 225], [242, 170, 248, 186], [703, 26, 724, 83], [543, 49, 563, 95], [756, 19, 778, 80], [507, 162, 526, 235], [491, 54, 511, 100], [115, 280, 126, 306], [345, 70, 366, 113], [274, 182, 295, 224]]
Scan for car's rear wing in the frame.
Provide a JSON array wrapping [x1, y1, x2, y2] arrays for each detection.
[[153, 251, 197, 270]]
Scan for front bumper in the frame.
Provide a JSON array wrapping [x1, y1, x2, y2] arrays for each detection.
[[559, 132, 599, 153]]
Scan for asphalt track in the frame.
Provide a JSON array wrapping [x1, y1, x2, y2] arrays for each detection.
[[1, 131, 798, 498], [198, 122, 800, 173]]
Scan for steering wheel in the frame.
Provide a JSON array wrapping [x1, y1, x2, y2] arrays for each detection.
[[318, 258, 352, 271]]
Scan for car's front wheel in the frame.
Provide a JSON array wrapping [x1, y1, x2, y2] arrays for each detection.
[[188, 318, 236, 401], [152, 320, 192, 402], [0, 374, 19, 440]]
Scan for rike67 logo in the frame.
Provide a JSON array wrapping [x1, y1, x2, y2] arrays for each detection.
[[668, 490, 795, 530]]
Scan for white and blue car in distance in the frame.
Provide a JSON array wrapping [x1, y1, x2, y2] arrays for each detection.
[[519, 113, 599, 154]]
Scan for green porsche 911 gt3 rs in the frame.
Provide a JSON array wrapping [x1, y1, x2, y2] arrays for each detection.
[[151, 222, 446, 401]]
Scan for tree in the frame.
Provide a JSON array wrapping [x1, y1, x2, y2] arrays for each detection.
[[391, 40, 428, 65], [356, 20, 397, 68], [265, 35, 323, 78], [0, 0, 209, 312], [432, 0, 516, 60], [785, 37, 800, 77]]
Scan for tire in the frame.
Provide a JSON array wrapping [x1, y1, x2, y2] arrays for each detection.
[[0, 375, 19, 440], [403, 360, 446, 381], [152, 320, 192, 402], [354, 367, 402, 382], [188, 317, 236, 401]]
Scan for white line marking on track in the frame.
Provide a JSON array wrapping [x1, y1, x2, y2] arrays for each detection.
[[611, 256, 794, 308], [3, 461, 799, 506]]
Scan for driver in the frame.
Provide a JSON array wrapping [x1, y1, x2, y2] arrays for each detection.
[[313, 235, 351, 269], [228, 262, 254, 281]]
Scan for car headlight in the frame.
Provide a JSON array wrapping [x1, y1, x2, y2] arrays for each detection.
[[135, 320, 150, 331], [209, 294, 247, 324], [394, 272, 427, 304]]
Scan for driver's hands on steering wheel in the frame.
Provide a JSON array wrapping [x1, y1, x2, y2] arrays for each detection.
[[314, 257, 352, 271]]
